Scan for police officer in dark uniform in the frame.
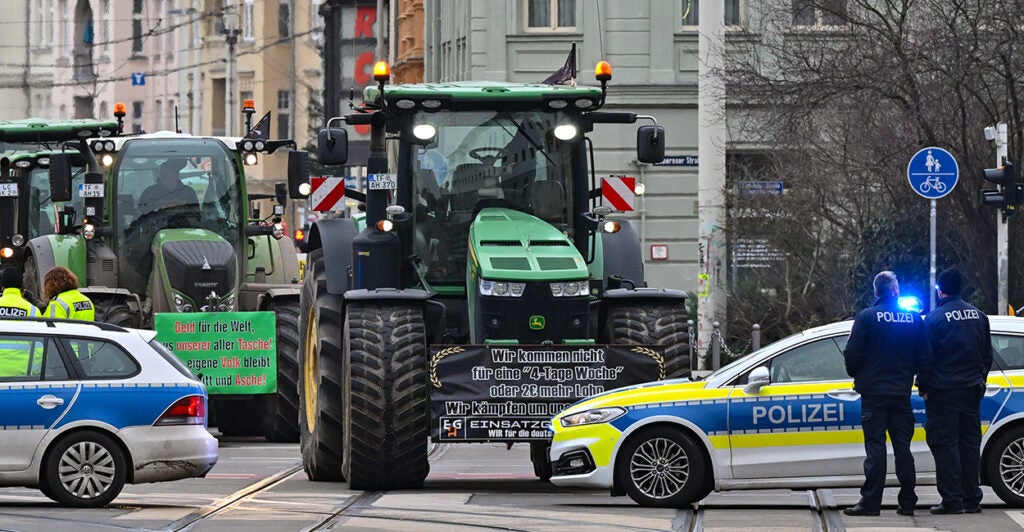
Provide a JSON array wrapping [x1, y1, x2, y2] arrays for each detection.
[[920, 268, 992, 514], [842, 271, 928, 516]]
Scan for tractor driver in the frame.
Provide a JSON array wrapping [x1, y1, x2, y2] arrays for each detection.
[[137, 158, 199, 215]]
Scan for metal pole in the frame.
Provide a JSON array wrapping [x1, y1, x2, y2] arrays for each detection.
[[930, 199, 937, 311], [697, 0, 727, 370], [224, 5, 239, 136], [997, 122, 1009, 315], [751, 323, 760, 351], [687, 319, 695, 370], [712, 321, 721, 370]]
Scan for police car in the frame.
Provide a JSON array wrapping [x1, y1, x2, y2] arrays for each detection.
[[0, 318, 218, 507], [549, 316, 1024, 508]]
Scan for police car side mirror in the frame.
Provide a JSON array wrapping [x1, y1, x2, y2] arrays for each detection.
[[743, 366, 770, 395]]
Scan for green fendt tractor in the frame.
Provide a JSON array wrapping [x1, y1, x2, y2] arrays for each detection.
[[287, 61, 690, 488], [0, 119, 120, 281], [30, 107, 305, 442]]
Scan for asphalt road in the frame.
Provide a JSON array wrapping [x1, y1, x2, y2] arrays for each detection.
[[0, 434, 1022, 531]]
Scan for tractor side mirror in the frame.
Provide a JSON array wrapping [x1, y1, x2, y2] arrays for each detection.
[[317, 128, 349, 166], [287, 150, 309, 199], [48, 153, 73, 202], [636, 125, 665, 164], [275, 182, 288, 207]]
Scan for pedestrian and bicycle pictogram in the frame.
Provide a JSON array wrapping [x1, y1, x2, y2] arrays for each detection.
[[907, 147, 959, 199]]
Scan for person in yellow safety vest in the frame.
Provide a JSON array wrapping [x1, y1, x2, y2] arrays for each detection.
[[0, 264, 40, 377], [44, 266, 94, 321]]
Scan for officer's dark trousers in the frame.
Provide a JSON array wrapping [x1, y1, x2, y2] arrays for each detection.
[[925, 387, 983, 510], [859, 394, 917, 510]]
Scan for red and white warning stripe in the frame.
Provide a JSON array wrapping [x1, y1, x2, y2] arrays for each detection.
[[310, 177, 346, 212], [602, 176, 636, 212]]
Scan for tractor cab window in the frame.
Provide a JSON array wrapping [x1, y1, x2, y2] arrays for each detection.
[[113, 139, 241, 296], [28, 163, 89, 239], [411, 110, 573, 284]]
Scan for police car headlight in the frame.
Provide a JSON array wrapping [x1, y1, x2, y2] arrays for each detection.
[[560, 406, 626, 427]]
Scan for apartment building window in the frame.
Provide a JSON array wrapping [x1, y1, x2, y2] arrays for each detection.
[[681, 1, 742, 27], [243, 0, 255, 41], [132, 101, 144, 134], [277, 90, 291, 139], [526, 0, 575, 31], [132, 0, 144, 54], [279, 1, 291, 37], [792, 0, 848, 27]]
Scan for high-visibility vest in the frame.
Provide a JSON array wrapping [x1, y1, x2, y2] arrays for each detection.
[[0, 287, 39, 318], [45, 289, 95, 321]]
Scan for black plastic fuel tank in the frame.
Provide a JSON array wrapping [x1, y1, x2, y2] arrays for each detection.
[[351, 227, 402, 289]]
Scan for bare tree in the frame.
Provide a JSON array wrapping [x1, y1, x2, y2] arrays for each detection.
[[720, 0, 1024, 346]]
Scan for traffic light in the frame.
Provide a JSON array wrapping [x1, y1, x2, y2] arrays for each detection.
[[982, 159, 1020, 217]]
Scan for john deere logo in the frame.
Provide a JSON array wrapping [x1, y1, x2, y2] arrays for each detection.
[[529, 315, 545, 330]]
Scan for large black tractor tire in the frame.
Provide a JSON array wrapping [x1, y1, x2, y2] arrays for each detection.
[[22, 255, 45, 308], [298, 249, 346, 481], [343, 302, 430, 490], [261, 298, 301, 443], [530, 441, 553, 482], [606, 302, 691, 379], [93, 299, 136, 328]]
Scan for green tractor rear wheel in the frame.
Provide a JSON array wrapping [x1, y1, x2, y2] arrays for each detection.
[[343, 302, 429, 490], [297, 249, 346, 481], [606, 303, 691, 379]]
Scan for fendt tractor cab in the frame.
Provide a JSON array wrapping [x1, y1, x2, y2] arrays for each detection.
[[0, 119, 120, 282], [286, 61, 691, 490], [32, 103, 305, 442]]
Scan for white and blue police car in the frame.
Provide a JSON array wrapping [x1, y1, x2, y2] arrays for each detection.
[[0, 318, 218, 507], [549, 316, 1024, 509]]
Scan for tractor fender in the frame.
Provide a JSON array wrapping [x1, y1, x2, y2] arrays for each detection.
[[257, 287, 302, 310], [600, 287, 689, 319], [306, 218, 359, 295], [599, 218, 645, 290], [343, 288, 430, 303], [24, 234, 87, 287]]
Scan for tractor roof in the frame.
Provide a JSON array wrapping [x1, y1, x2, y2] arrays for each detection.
[[0, 118, 119, 142], [365, 82, 604, 111]]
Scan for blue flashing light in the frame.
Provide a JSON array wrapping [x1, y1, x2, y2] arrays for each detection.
[[898, 296, 923, 314]]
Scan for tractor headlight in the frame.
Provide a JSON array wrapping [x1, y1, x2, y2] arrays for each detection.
[[272, 223, 285, 239], [83, 223, 96, 240], [101, 153, 114, 167], [479, 279, 526, 297], [10, 233, 24, 247], [173, 293, 194, 312], [0, 247, 12, 259], [244, 152, 258, 165], [549, 281, 584, 297], [560, 407, 626, 427]]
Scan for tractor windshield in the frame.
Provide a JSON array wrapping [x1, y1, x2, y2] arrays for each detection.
[[411, 110, 574, 284], [113, 138, 242, 295]]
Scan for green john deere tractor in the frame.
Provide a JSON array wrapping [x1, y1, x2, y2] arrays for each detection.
[[30, 112, 306, 442], [287, 61, 690, 488]]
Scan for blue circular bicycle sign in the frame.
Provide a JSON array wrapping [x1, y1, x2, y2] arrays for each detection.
[[907, 147, 958, 199]]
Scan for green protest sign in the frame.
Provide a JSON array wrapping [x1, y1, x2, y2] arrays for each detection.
[[154, 311, 277, 394]]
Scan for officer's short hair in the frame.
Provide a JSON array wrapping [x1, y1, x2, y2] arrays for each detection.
[[937, 268, 962, 296], [0, 264, 23, 290], [873, 271, 899, 297]]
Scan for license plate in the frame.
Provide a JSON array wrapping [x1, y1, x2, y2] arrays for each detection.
[[0, 183, 17, 197], [368, 173, 397, 190], [79, 183, 105, 198]]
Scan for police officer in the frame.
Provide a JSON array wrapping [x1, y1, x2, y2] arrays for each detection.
[[920, 268, 992, 514], [0, 264, 39, 318], [842, 271, 928, 516], [43, 266, 94, 320]]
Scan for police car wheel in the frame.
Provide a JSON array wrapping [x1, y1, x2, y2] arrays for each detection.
[[43, 430, 127, 508], [986, 429, 1024, 507], [616, 426, 707, 508]]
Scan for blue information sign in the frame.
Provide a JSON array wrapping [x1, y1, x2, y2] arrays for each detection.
[[907, 147, 958, 199]]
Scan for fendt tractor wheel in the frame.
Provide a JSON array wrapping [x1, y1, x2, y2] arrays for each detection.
[[22, 255, 44, 307], [530, 441, 553, 482], [985, 428, 1024, 507], [297, 249, 346, 481], [343, 302, 429, 490], [607, 303, 691, 379], [261, 298, 301, 443], [93, 300, 136, 328], [615, 426, 708, 508]]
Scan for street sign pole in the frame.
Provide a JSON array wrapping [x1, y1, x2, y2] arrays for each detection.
[[997, 122, 1009, 315], [930, 199, 937, 311]]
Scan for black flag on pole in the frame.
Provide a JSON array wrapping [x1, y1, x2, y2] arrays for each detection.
[[542, 43, 577, 85], [245, 111, 272, 139]]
